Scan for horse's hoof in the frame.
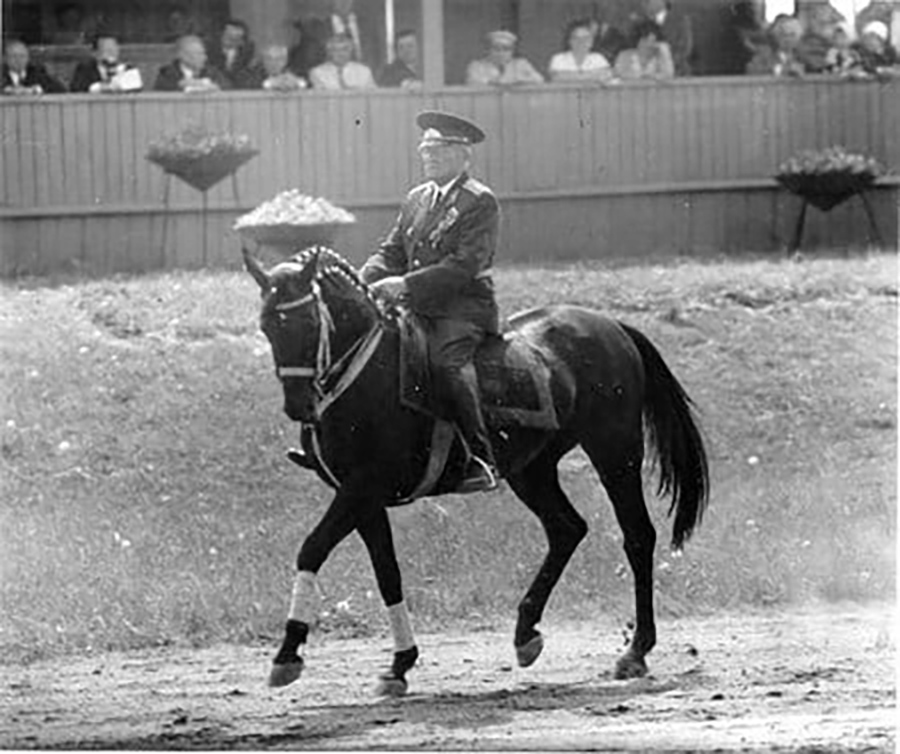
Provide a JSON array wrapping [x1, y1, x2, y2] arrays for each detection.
[[614, 654, 647, 680], [515, 633, 544, 668], [375, 675, 408, 697], [268, 659, 304, 688]]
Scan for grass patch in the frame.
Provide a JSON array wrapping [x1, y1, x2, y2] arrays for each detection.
[[0, 254, 895, 662]]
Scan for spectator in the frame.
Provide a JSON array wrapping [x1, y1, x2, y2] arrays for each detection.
[[639, 0, 695, 75], [796, 2, 844, 73], [746, 15, 806, 76], [855, 1, 894, 39], [289, 17, 327, 80], [548, 19, 613, 83], [325, 0, 369, 63], [378, 29, 421, 89], [854, 20, 899, 72], [590, 15, 628, 63], [465, 30, 544, 86], [824, 24, 864, 75], [614, 20, 675, 81], [2, 39, 67, 95], [164, 4, 196, 43], [154, 35, 228, 92], [70, 33, 143, 93], [246, 44, 307, 91], [207, 18, 255, 89], [725, 0, 768, 75], [50, 2, 88, 46], [308, 33, 376, 90]]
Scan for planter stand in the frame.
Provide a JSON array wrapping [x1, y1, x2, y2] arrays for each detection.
[[777, 172, 883, 253], [788, 191, 883, 253], [148, 150, 258, 265]]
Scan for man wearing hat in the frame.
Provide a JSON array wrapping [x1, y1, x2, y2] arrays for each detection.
[[360, 111, 501, 493], [466, 30, 544, 86]]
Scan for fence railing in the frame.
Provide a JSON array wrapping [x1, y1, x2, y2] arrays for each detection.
[[1, 76, 897, 276]]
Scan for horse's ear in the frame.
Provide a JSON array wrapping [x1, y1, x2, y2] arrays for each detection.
[[242, 247, 269, 292]]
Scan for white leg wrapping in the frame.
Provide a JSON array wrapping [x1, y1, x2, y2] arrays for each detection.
[[287, 570, 320, 627], [387, 601, 416, 652]]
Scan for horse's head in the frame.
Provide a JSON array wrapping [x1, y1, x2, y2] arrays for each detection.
[[244, 245, 381, 424]]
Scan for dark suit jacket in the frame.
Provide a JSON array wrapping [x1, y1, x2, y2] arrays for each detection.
[[2, 63, 66, 93], [360, 173, 499, 330], [207, 43, 255, 88], [658, 8, 695, 76], [69, 59, 139, 92], [154, 60, 229, 91], [377, 59, 419, 87]]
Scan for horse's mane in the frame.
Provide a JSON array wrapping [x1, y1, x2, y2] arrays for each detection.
[[273, 246, 375, 304]]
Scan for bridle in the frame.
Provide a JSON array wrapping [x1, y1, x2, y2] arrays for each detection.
[[272, 275, 383, 421]]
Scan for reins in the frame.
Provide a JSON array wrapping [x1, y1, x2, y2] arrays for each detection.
[[273, 268, 383, 421]]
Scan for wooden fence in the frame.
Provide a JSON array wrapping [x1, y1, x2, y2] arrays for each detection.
[[1, 76, 898, 277]]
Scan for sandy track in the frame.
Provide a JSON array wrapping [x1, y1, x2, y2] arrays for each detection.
[[1, 604, 895, 751]]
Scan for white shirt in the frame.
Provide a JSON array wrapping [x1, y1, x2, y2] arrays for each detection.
[[432, 177, 459, 207], [548, 51, 612, 77], [309, 60, 375, 90]]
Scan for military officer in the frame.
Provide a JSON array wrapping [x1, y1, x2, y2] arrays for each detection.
[[288, 110, 500, 494]]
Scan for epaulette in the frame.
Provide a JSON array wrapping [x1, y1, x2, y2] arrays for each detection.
[[462, 176, 493, 197]]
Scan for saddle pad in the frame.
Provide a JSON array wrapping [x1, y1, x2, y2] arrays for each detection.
[[399, 314, 559, 430]]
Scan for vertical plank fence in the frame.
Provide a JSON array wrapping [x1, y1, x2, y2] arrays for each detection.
[[1, 76, 897, 277]]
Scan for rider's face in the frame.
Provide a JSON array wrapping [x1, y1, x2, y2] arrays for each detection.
[[418, 142, 468, 184]]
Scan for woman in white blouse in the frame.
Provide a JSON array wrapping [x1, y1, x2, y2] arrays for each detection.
[[548, 19, 613, 83]]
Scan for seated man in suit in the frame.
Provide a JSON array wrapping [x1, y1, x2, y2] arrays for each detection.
[[2, 39, 67, 95], [245, 44, 308, 91], [377, 29, 421, 89], [154, 35, 228, 92], [309, 33, 376, 90], [70, 33, 142, 93], [206, 18, 256, 89]]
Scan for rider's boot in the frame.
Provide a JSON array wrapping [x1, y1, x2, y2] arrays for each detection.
[[446, 366, 499, 494]]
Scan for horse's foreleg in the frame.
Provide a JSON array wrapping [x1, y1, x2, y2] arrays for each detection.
[[268, 483, 361, 688], [507, 459, 588, 668], [356, 506, 419, 697]]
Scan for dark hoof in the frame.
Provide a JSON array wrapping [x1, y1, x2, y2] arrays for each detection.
[[614, 654, 648, 680], [375, 675, 408, 697], [515, 633, 544, 668], [268, 659, 304, 688]]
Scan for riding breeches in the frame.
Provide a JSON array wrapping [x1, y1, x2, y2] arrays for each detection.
[[425, 317, 496, 467]]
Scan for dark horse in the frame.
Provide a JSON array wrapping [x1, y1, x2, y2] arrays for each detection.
[[243, 245, 709, 695]]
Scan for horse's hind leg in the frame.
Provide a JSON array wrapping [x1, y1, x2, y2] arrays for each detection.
[[586, 442, 657, 679], [506, 452, 588, 668], [356, 507, 419, 697]]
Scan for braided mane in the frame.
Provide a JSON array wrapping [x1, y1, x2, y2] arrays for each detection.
[[284, 246, 376, 306]]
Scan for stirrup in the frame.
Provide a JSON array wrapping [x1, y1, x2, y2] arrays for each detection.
[[456, 455, 498, 494]]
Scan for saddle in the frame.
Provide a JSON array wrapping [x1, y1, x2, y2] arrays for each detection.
[[398, 312, 559, 431], [395, 312, 558, 501]]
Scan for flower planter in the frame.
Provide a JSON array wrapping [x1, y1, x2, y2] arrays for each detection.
[[776, 171, 877, 212], [147, 149, 259, 193], [235, 222, 353, 256]]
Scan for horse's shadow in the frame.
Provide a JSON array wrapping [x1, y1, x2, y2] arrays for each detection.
[[249, 673, 694, 747]]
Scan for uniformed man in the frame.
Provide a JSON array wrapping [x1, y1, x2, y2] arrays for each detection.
[[287, 111, 500, 494]]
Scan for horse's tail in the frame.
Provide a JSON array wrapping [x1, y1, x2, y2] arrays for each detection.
[[619, 323, 710, 550]]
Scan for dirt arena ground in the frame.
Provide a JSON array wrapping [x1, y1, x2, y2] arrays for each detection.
[[1, 603, 894, 751]]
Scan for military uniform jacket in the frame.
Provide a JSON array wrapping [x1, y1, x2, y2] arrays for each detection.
[[360, 173, 499, 332]]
